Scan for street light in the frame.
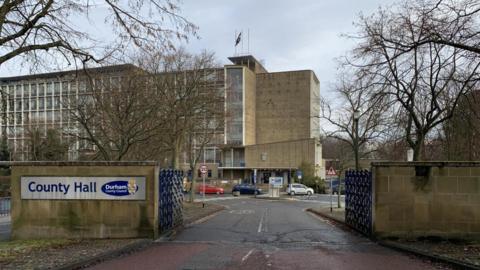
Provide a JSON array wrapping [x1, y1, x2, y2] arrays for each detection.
[[353, 109, 360, 171]]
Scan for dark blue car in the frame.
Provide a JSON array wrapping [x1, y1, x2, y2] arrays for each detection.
[[232, 184, 262, 195]]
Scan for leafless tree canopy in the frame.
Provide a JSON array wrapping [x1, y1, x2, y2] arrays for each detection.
[[320, 69, 391, 167], [346, 0, 480, 160], [0, 0, 197, 70], [66, 50, 223, 163]]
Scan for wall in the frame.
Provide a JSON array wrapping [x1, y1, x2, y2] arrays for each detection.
[[255, 70, 316, 144], [245, 138, 319, 170], [244, 67, 256, 146], [372, 162, 480, 240], [10, 161, 158, 239]]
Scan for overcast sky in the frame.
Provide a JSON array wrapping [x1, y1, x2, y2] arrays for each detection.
[[0, 0, 398, 98], [179, 0, 397, 97]]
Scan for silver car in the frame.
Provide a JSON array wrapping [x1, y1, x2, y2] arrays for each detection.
[[287, 183, 314, 196]]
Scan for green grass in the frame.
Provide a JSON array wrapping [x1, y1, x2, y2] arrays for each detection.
[[0, 239, 77, 262]]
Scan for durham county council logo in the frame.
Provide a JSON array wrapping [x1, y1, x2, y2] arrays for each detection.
[[101, 179, 138, 196], [128, 179, 137, 195]]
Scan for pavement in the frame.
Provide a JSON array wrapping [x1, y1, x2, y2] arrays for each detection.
[[85, 198, 451, 270], [194, 193, 345, 205]]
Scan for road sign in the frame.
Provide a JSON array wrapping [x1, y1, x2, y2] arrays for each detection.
[[200, 164, 208, 175], [269, 177, 283, 188], [326, 167, 337, 176], [296, 170, 303, 179]]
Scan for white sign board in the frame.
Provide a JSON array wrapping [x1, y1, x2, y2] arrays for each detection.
[[21, 176, 146, 200], [269, 177, 283, 188]]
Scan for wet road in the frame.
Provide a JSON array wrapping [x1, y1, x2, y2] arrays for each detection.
[[87, 198, 449, 270]]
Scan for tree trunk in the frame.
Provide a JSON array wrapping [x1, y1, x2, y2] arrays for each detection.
[[189, 171, 196, 203], [412, 134, 425, 161]]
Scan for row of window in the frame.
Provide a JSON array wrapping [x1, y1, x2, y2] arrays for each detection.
[[7, 97, 64, 111], [0, 77, 123, 98]]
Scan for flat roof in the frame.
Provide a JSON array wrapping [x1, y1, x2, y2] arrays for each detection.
[[228, 55, 268, 73], [0, 64, 137, 83]]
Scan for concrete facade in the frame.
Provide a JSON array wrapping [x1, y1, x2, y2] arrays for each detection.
[[245, 138, 319, 170], [10, 162, 159, 239], [255, 70, 319, 144], [372, 162, 480, 240]]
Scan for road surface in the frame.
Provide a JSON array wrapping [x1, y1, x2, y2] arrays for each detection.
[[87, 198, 449, 270]]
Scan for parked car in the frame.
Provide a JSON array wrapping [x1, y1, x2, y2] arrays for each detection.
[[232, 184, 262, 195], [327, 179, 345, 195], [197, 184, 224, 195], [287, 183, 314, 196]]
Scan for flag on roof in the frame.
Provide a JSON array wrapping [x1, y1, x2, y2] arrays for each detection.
[[235, 32, 242, 46]]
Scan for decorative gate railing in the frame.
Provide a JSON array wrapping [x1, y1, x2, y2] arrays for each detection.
[[345, 170, 372, 236], [159, 169, 184, 233]]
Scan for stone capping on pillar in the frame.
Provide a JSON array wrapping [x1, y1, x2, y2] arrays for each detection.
[[371, 161, 480, 167], [0, 161, 160, 166]]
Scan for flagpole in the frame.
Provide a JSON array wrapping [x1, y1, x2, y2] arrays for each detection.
[[241, 29, 244, 54], [234, 30, 237, 56], [248, 29, 250, 54]]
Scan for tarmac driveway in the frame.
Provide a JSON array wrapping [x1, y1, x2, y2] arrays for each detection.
[[87, 198, 450, 270]]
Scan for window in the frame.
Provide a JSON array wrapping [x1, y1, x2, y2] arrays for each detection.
[[46, 111, 53, 122], [46, 97, 52, 109], [38, 98, 44, 110], [208, 170, 212, 178], [62, 81, 68, 93], [30, 84, 37, 97], [8, 99, 13, 111], [54, 97, 61, 109], [15, 85, 22, 98], [30, 99, 37, 110], [38, 83, 45, 96], [23, 99, 29, 111], [15, 100, 22, 111], [46, 82, 53, 95], [79, 80, 86, 93], [54, 112, 61, 122], [23, 84, 29, 97], [16, 112, 22, 124], [54, 82, 60, 95]]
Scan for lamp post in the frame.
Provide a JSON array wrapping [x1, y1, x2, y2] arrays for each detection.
[[353, 109, 360, 171]]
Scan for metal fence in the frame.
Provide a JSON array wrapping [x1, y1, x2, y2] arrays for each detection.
[[159, 169, 184, 233], [0, 197, 10, 216], [345, 170, 372, 236]]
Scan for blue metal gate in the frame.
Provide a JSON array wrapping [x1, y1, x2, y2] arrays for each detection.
[[159, 169, 184, 233], [345, 170, 372, 236]]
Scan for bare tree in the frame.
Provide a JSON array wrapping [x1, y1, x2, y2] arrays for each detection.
[[136, 49, 222, 169], [26, 126, 68, 161], [320, 71, 390, 169], [66, 50, 223, 166], [348, 0, 480, 160], [370, 0, 480, 56], [441, 90, 480, 160], [0, 0, 196, 69], [66, 67, 169, 161], [136, 49, 224, 202], [0, 0, 197, 160]]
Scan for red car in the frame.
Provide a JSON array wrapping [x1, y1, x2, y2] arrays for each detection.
[[197, 184, 224, 195]]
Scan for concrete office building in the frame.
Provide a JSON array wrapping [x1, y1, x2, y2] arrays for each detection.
[[219, 55, 323, 183], [0, 55, 324, 182]]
